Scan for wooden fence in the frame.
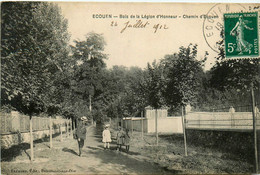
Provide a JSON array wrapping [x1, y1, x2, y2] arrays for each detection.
[[186, 111, 260, 131], [0, 111, 71, 134]]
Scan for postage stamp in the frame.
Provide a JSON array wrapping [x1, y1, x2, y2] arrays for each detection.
[[203, 4, 247, 53], [224, 12, 259, 58]]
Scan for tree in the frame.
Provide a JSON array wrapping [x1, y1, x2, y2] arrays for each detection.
[[1, 2, 70, 116], [70, 32, 107, 122], [123, 66, 148, 116], [1, 2, 70, 161], [146, 61, 167, 145], [146, 61, 166, 109], [71, 32, 107, 68], [161, 44, 205, 108]]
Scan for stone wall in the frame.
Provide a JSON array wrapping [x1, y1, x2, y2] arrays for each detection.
[[1, 127, 67, 149], [1, 111, 72, 149]]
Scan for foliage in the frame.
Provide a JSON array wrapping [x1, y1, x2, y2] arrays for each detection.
[[145, 61, 166, 109], [98, 66, 148, 119], [209, 59, 260, 91], [2, 2, 258, 120], [161, 44, 205, 107], [68, 33, 108, 120], [199, 29, 260, 111], [71, 32, 107, 68], [1, 2, 70, 116]]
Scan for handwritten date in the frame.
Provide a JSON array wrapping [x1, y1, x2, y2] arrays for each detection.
[[153, 23, 168, 33], [110, 20, 168, 33]]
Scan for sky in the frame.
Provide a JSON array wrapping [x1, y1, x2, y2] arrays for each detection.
[[56, 2, 254, 70]]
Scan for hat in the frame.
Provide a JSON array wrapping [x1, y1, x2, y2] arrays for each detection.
[[81, 116, 88, 121]]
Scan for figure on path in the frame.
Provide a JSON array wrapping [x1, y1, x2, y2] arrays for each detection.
[[75, 116, 88, 156], [102, 124, 112, 149], [124, 129, 130, 153], [116, 127, 124, 151]]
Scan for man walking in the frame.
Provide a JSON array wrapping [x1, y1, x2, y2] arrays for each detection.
[[75, 116, 88, 156]]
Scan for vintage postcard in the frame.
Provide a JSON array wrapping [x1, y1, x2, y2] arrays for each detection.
[[1, 2, 260, 175]]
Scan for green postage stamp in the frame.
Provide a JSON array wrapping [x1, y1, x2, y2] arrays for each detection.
[[224, 12, 259, 58]]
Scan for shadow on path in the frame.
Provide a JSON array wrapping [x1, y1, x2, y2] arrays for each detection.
[[86, 146, 101, 151], [83, 124, 181, 174], [62, 147, 78, 156], [1, 133, 64, 162], [84, 146, 181, 174], [1, 143, 30, 161]]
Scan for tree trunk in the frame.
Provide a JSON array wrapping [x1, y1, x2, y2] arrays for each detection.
[[49, 116, 53, 148], [131, 117, 133, 135], [141, 111, 144, 139], [30, 116, 34, 161], [70, 118, 73, 137], [66, 120, 69, 138], [155, 109, 158, 146], [125, 117, 128, 129], [60, 123, 63, 142], [73, 119, 75, 131], [251, 85, 258, 173], [182, 106, 188, 156]]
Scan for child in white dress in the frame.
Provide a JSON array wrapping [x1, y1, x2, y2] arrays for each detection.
[[102, 125, 111, 149]]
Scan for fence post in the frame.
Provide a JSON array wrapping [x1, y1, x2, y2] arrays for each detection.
[[141, 111, 144, 140], [131, 117, 133, 135], [49, 116, 53, 148], [251, 85, 258, 173], [19, 113, 22, 133], [73, 119, 75, 131], [60, 121, 63, 142], [4, 114, 7, 133], [70, 118, 73, 137], [30, 116, 34, 161], [66, 120, 69, 138], [125, 118, 128, 129], [155, 109, 158, 146], [38, 117, 40, 131]]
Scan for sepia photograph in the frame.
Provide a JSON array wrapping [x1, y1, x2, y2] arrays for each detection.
[[1, 1, 260, 174]]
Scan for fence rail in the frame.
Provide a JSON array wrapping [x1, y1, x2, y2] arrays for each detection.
[[186, 111, 260, 131], [0, 112, 71, 134]]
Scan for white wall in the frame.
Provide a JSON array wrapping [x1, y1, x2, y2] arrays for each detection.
[[145, 109, 168, 119], [147, 117, 183, 133], [124, 117, 183, 134]]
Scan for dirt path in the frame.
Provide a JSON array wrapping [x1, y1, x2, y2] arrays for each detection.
[[2, 125, 170, 174]]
